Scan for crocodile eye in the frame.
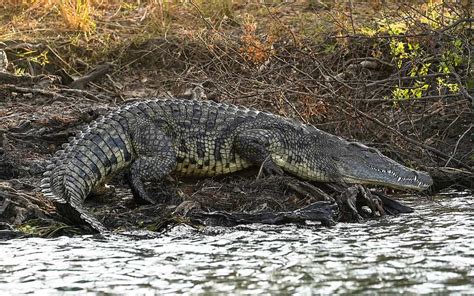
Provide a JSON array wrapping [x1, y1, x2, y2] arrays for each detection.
[[331, 155, 340, 161]]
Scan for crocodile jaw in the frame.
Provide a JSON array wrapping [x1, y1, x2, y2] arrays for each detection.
[[335, 156, 433, 191], [340, 173, 433, 191]]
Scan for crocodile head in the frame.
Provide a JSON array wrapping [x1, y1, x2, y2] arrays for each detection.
[[330, 142, 433, 191], [299, 128, 433, 191]]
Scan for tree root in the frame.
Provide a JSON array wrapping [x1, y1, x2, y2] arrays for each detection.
[[186, 201, 338, 227], [182, 178, 414, 228]]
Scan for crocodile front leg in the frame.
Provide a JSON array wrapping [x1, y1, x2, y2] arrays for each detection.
[[128, 118, 177, 204], [234, 129, 284, 176]]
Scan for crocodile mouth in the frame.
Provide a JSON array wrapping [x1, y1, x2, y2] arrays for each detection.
[[340, 169, 433, 191]]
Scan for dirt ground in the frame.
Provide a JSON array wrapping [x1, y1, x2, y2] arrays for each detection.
[[0, 1, 472, 238]]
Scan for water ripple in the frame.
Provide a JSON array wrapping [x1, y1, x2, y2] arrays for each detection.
[[0, 191, 473, 294]]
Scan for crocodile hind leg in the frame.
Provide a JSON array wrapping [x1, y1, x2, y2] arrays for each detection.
[[126, 154, 176, 204], [234, 129, 284, 176], [128, 119, 177, 204]]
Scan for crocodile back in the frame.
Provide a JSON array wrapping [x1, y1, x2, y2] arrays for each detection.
[[127, 99, 299, 176]]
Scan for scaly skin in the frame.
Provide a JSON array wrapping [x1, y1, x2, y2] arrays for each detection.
[[41, 98, 433, 232]]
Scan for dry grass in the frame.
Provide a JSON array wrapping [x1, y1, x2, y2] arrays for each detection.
[[0, 1, 377, 42], [2, 1, 463, 50], [58, 0, 96, 33], [0, 0, 390, 66]]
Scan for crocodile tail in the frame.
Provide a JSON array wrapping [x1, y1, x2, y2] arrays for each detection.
[[40, 127, 114, 233], [40, 110, 136, 233], [40, 157, 107, 233]]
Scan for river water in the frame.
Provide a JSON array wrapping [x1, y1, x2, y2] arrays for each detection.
[[1, 190, 473, 294]]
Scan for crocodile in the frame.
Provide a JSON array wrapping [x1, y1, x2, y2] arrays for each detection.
[[41, 98, 433, 232]]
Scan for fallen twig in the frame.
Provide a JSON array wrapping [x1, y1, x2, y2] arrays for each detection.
[[1, 84, 69, 100], [69, 63, 113, 89]]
